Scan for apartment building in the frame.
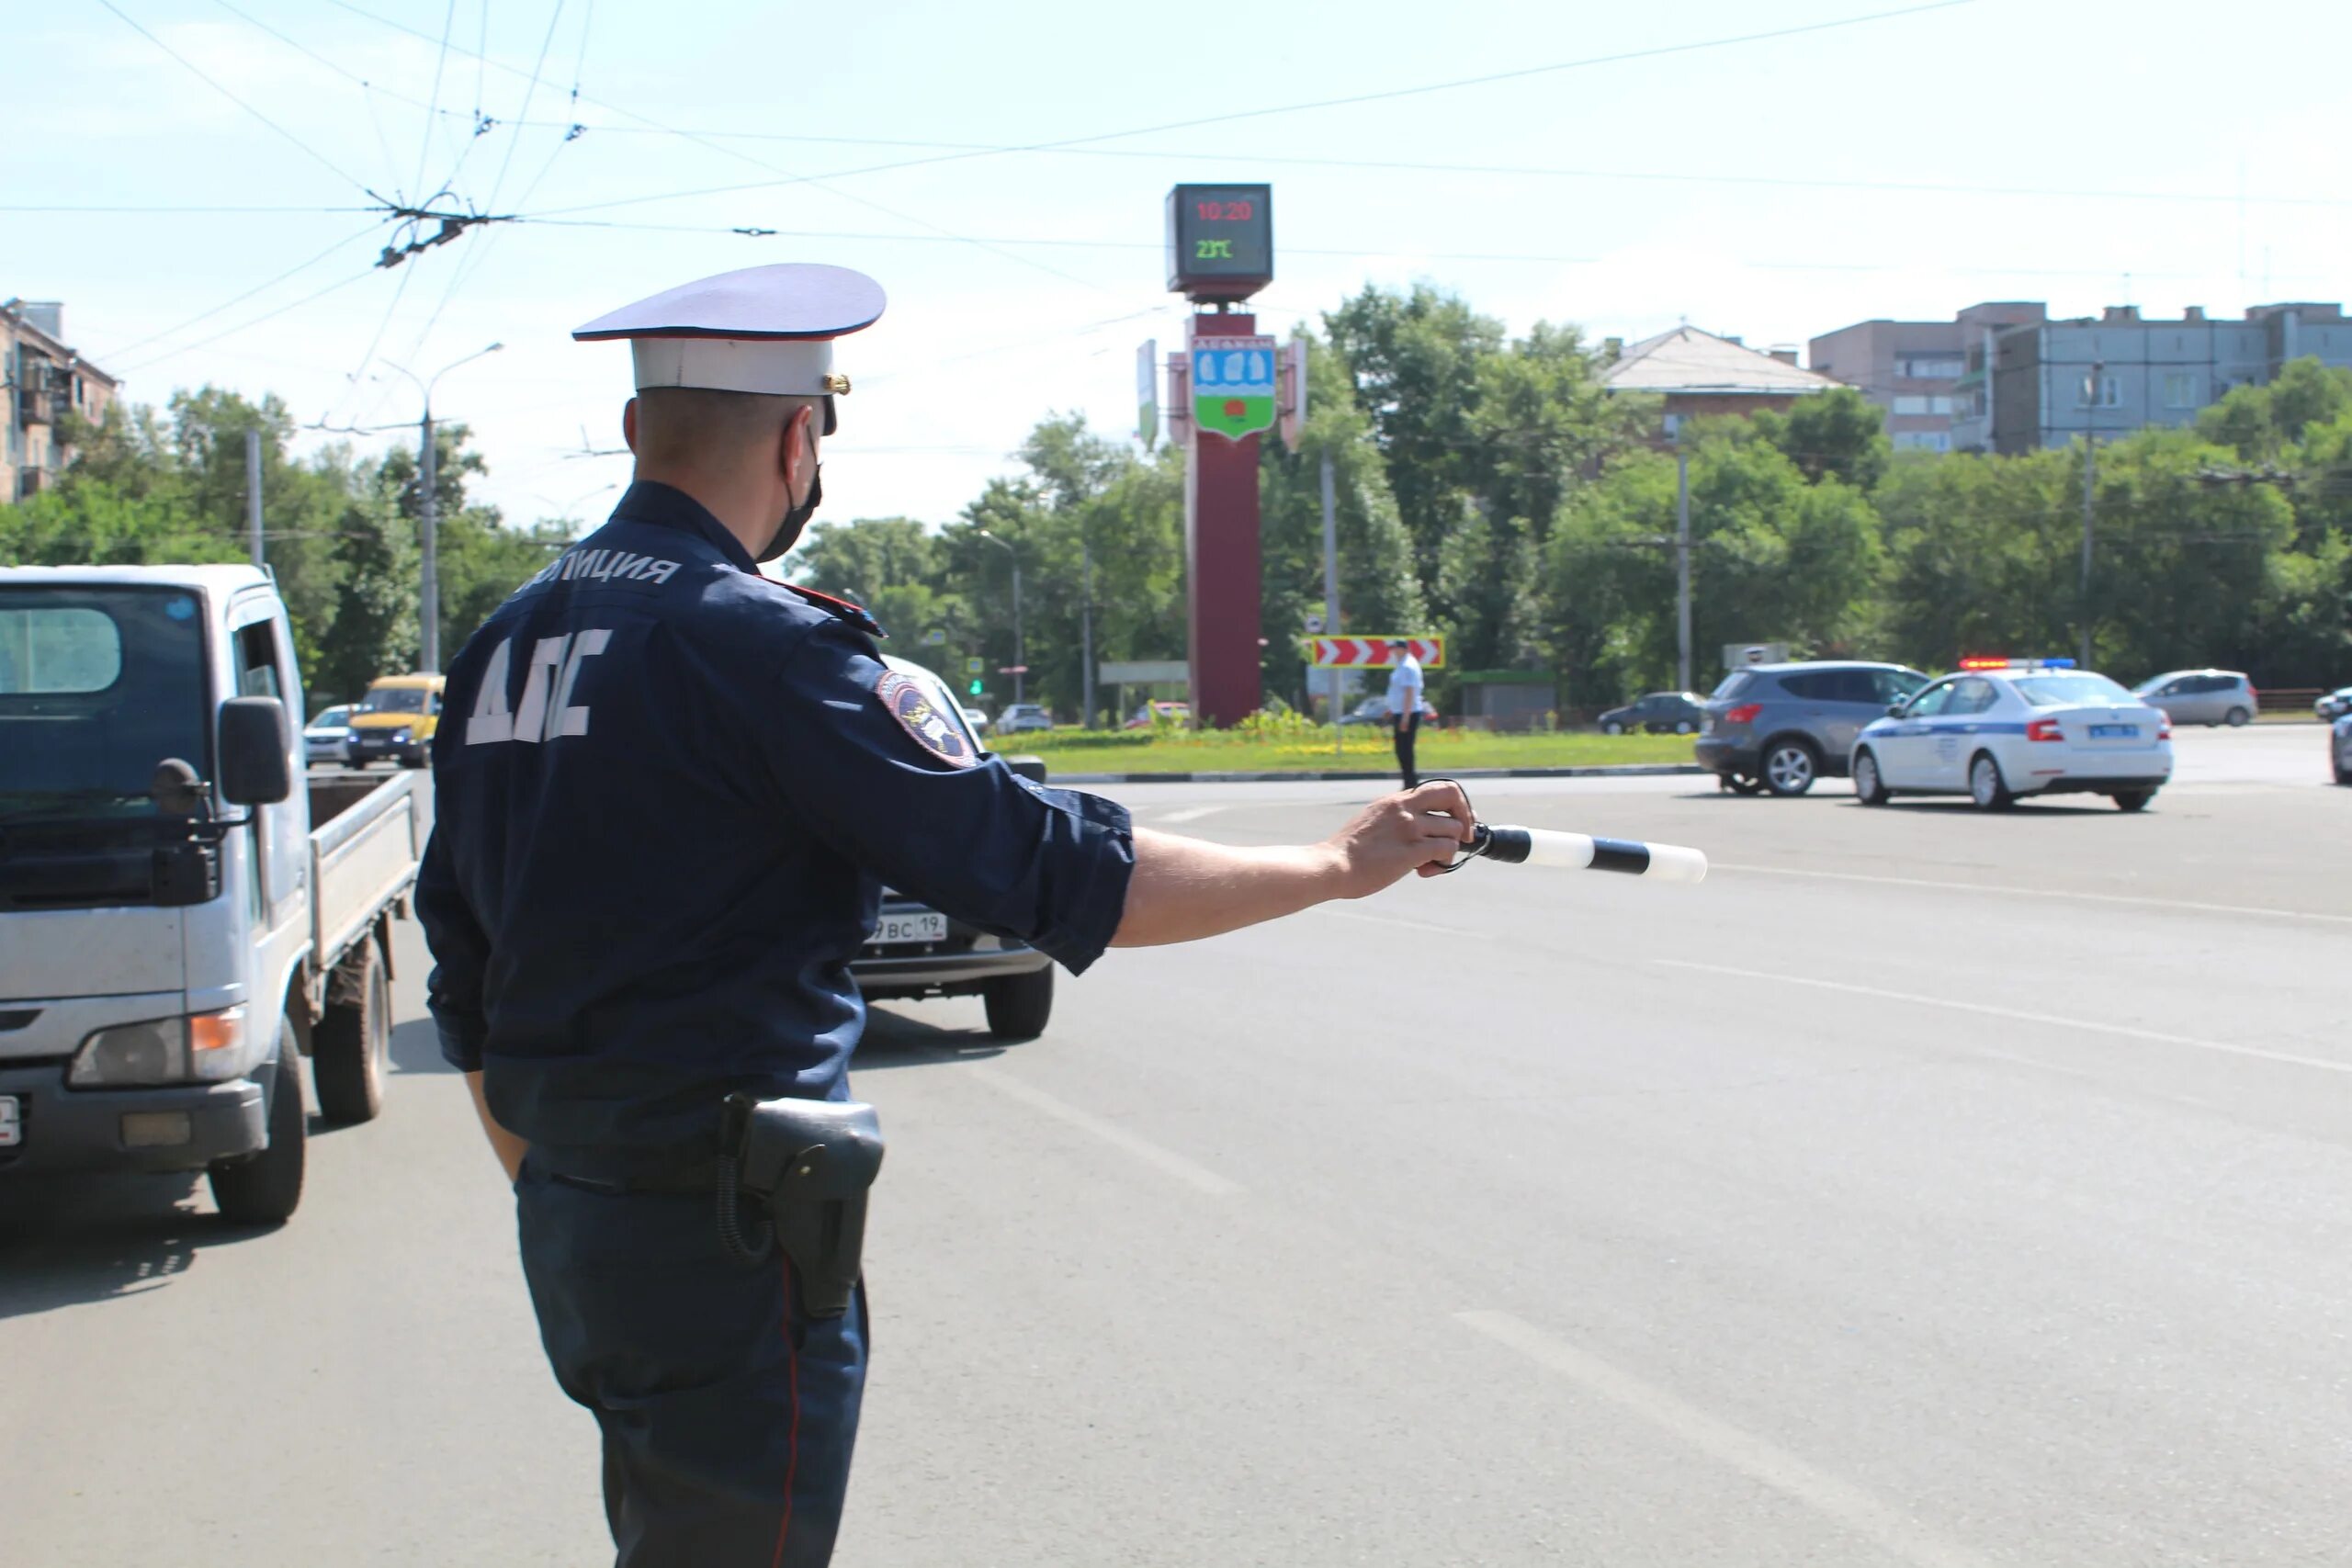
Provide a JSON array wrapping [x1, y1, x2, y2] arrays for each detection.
[[1815, 300, 2352, 454], [4, 299, 119, 502], [1968, 302, 2352, 454], [1809, 303, 2046, 452]]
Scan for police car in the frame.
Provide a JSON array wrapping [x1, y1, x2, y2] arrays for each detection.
[[1850, 659, 2173, 812], [851, 657, 1059, 1039]]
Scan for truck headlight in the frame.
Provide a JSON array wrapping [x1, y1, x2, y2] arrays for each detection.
[[70, 1020, 186, 1086], [70, 1008, 248, 1087]]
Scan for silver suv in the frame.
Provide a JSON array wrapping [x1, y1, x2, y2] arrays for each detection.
[[1697, 661, 1931, 796], [2132, 669, 2257, 727]]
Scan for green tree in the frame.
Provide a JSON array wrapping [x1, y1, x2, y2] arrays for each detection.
[[1323, 283, 1503, 587], [1752, 387, 1892, 490]]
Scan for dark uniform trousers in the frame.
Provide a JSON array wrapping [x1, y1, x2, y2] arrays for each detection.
[[1393, 708, 1420, 790], [516, 1160, 869, 1568]]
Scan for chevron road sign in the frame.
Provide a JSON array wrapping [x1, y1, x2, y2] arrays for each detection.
[[1306, 636, 1445, 669]]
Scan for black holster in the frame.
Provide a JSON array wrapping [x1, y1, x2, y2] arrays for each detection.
[[717, 1092, 885, 1317]]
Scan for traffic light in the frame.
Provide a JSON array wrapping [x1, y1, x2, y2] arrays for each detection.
[[967, 679, 984, 696]]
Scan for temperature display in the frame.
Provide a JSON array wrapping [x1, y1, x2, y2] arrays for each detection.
[[1166, 183, 1272, 299]]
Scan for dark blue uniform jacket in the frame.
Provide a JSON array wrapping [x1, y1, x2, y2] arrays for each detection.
[[415, 481, 1134, 1160]]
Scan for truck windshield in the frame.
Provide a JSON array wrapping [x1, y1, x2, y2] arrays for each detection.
[[359, 686, 431, 715], [0, 587, 209, 818]]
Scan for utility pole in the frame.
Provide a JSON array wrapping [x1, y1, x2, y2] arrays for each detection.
[[1320, 450, 1341, 756], [243, 429, 264, 568], [1675, 424, 1693, 694], [978, 529, 1024, 707], [419, 408, 440, 673], [2080, 358, 2101, 671], [1080, 538, 1094, 728], [382, 342, 502, 674]]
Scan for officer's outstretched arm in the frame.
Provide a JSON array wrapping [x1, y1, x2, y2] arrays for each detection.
[[1110, 782, 1473, 948]]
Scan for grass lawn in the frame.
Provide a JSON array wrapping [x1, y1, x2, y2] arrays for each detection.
[[1012, 727, 1697, 774]]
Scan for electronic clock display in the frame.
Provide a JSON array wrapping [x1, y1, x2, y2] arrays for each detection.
[[1166, 183, 1273, 299]]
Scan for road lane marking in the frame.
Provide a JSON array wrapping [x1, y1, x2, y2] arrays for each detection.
[[1654, 959, 2352, 1077], [1456, 1311, 2000, 1568], [967, 1068, 1242, 1197], [1713, 862, 2352, 927], [1156, 805, 1225, 825]]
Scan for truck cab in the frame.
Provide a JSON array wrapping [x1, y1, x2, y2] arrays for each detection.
[[0, 566, 423, 1224]]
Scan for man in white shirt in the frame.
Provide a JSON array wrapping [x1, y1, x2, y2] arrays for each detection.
[[1385, 639, 1426, 788]]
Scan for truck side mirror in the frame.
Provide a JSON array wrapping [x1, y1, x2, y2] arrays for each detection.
[[220, 696, 293, 806]]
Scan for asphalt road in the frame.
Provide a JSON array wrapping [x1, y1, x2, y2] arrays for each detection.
[[5, 725, 2346, 1566]]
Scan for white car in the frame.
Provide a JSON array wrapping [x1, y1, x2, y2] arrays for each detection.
[[1851, 660, 2172, 812], [302, 703, 355, 765]]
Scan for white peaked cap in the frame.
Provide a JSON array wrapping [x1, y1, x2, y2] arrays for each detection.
[[571, 262, 887, 399]]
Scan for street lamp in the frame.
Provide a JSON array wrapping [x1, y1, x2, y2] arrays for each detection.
[[976, 529, 1025, 706], [382, 342, 503, 672]]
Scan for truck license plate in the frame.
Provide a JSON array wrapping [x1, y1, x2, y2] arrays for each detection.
[[874, 911, 948, 945], [0, 1096, 18, 1147]]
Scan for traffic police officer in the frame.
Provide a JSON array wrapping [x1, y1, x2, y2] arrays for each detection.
[[416, 261, 1476, 1567]]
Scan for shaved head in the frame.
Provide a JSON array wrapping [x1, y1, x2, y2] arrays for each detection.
[[630, 387, 823, 468]]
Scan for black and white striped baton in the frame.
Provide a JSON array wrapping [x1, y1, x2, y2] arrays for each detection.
[[1463, 823, 1708, 885]]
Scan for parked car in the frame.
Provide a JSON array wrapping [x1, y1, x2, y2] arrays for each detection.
[[345, 672, 447, 767], [851, 659, 1057, 1039], [303, 703, 355, 764], [997, 701, 1055, 735], [1697, 661, 1933, 796], [2314, 686, 2352, 721], [1337, 696, 1393, 727], [2334, 712, 2352, 785], [1598, 691, 1704, 735], [960, 705, 992, 734], [2131, 669, 2256, 727]]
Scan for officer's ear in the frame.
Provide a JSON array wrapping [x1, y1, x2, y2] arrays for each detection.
[[621, 397, 639, 455], [780, 401, 818, 490]]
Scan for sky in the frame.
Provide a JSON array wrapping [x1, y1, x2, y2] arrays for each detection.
[[9, 0, 2352, 535]]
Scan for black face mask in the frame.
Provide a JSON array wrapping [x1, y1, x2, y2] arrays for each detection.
[[759, 464, 821, 563]]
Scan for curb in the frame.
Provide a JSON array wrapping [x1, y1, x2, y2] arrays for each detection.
[[1048, 763, 1710, 785]]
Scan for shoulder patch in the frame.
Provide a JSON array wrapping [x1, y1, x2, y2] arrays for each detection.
[[785, 583, 885, 637], [875, 671, 978, 769]]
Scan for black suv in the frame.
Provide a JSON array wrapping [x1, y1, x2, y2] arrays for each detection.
[[1697, 661, 1931, 796]]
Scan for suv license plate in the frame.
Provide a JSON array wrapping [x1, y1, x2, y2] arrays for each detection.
[[0, 1096, 19, 1147], [874, 911, 949, 945]]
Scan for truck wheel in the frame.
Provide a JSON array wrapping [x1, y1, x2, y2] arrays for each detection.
[[313, 938, 390, 1125], [982, 966, 1054, 1042], [209, 1027, 306, 1224]]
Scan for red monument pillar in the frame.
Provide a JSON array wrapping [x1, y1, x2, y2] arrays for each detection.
[[1185, 310, 1264, 728], [1165, 182, 1276, 728]]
